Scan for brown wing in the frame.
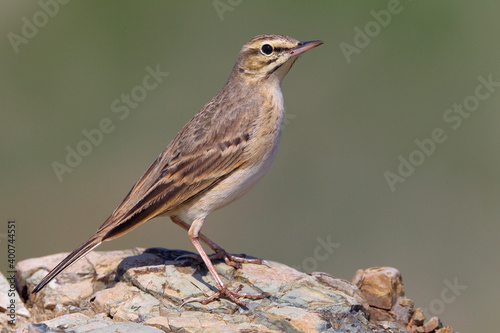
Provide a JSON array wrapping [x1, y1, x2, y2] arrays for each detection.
[[96, 87, 258, 240]]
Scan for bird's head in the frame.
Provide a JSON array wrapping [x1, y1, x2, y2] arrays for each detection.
[[233, 34, 323, 84]]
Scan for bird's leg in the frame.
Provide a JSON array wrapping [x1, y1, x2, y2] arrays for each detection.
[[181, 217, 268, 306], [170, 216, 262, 268]]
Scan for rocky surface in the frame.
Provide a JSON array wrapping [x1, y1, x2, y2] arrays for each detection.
[[0, 248, 457, 332]]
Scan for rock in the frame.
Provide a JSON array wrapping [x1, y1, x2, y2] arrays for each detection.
[[407, 308, 451, 333], [6, 248, 457, 332], [352, 266, 417, 328], [352, 267, 404, 310], [17, 312, 164, 333], [391, 297, 414, 324], [411, 308, 426, 327], [422, 316, 442, 333]]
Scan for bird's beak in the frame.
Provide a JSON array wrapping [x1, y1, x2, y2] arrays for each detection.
[[289, 40, 324, 56]]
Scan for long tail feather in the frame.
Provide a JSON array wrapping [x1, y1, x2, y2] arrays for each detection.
[[32, 235, 102, 293]]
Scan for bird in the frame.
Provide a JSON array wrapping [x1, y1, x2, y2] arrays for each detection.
[[32, 34, 323, 306]]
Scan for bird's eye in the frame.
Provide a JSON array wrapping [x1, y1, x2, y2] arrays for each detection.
[[261, 44, 273, 55]]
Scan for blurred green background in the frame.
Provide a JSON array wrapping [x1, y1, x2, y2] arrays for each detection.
[[2, 1, 499, 331]]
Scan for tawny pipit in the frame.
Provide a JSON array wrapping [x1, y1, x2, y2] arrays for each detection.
[[33, 34, 323, 305]]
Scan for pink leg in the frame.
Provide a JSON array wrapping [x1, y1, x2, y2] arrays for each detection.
[[170, 215, 262, 268], [179, 216, 268, 306]]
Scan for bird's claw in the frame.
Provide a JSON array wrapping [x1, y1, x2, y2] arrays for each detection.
[[181, 284, 269, 307]]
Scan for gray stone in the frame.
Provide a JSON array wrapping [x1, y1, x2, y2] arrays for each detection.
[[15, 312, 164, 333], [8, 248, 456, 332]]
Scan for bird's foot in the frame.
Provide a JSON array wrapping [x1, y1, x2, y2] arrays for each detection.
[[181, 284, 269, 307], [210, 249, 262, 269]]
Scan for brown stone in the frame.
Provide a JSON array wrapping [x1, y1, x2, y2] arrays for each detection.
[[411, 308, 426, 327], [436, 327, 453, 333], [352, 266, 404, 310], [423, 316, 443, 333]]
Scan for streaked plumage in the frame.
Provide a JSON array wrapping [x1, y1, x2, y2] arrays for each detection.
[[33, 34, 323, 305]]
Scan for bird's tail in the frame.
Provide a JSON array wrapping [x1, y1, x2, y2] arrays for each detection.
[[32, 235, 102, 293]]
